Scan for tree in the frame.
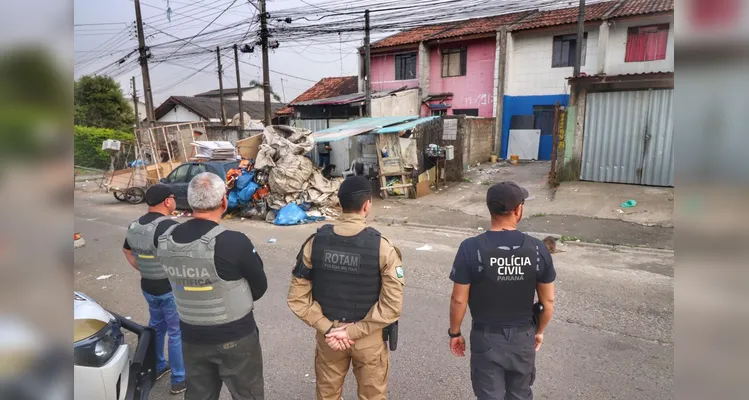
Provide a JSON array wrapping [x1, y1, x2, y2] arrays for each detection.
[[248, 80, 283, 103], [74, 75, 135, 131]]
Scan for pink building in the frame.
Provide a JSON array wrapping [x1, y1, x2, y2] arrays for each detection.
[[365, 12, 532, 118]]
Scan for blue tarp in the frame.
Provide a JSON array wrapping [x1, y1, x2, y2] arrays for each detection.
[[273, 203, 326, 226], [374, 116, 439, 134]]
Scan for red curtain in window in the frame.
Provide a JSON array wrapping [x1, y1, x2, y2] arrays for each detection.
[[626, 26, 668, 62]]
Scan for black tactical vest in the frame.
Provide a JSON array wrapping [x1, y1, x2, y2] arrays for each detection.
[[468, 233, 539, 326], [311, 224, 381, 322]]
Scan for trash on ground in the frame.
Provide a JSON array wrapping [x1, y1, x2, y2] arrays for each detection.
[[526, 196, 536, 201], [267, 238, 277, 244], [478, 227, 485, 232], [274, 203, 327, 226], [416, 245, 433, 251], [621, 199, 637, 208], [383, 206, 392, 209], [615, 209, 624, 214], [96, 274, 113, 280]]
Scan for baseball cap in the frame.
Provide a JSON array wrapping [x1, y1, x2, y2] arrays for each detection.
[[486, 181, 529, 214], [338, 176, 372, 199], [145, 184, 175, 206]]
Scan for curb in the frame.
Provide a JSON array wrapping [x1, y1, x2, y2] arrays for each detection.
[[373, 216, 673, 254]]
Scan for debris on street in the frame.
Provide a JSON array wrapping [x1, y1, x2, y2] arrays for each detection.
[[621, 199, 637, 208], [416, 245, 433, 251], [96, 274, 113, 280]]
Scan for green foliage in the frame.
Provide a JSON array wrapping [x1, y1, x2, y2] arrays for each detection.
[[74, 125, 134, 169], [553, 157, 582, 186], [0, 48, 70, 160], [248, 79, 283, 103], [75, 75, 135, 131]]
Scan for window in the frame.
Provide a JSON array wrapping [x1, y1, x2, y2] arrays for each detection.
[[552, 33, 587, 68], [431, 109, 447, 117], [453, 109, 479, 117], [187, 164, 207, 181], [441, 48, 467, 77], [625, 24, 669, 62], [395, 53, 417, 80], [167, 164, 190, 183]]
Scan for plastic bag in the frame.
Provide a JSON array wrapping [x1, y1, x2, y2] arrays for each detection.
[[273, 203, 308, 226], [235, 171, 256, 190], [228, 191, 240, 209], [237, 182, 260, 203]]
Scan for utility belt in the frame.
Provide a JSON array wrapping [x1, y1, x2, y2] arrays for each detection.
[[382, 321, 399, 351], [472, 302, 544, 333]]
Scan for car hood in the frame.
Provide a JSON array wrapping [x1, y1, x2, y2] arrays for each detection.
[[74, 292, 114, 343]]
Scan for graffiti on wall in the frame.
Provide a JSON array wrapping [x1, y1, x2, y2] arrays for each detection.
[[557, 110, 567, 154], [463, 93, 494, 107]]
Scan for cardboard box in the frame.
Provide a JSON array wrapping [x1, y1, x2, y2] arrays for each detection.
[[236, 134, 263, 160], [415, 181, 432, 198]]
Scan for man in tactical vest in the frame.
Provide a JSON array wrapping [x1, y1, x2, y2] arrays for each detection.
[[287, 176, 405, 400], [448, 181, 556, 400], [122, 184, 186, 394], [157, 172, 267, 400]]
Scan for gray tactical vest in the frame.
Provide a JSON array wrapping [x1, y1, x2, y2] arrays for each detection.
[[126, 215, 170, 281], [156, 224, 254, 326]]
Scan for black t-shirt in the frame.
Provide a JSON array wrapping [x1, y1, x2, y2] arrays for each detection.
[[123, 212, 179, 296], [166, 218, 268, 345], [450, 230, 556, 327]]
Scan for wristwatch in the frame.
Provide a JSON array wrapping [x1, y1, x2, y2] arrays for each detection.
[[448, 329, 462, 338]]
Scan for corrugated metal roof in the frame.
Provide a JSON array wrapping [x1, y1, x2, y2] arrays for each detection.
[[375, 116, 439, 134], [312, 116, 419, 142], [608, 0, 674, 18], [154, 96, 285, 121], [510, 1, 619, 31], [293, 87, 413, 107]]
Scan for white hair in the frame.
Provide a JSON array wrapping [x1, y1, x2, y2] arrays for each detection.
[[187, 172, 226, 211]]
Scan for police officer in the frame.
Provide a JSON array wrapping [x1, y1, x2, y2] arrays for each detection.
[[448, 181, 556, 400], [157, 172, 267, 400], [122, 184, 186, 394], [287, 176, 405, 400]]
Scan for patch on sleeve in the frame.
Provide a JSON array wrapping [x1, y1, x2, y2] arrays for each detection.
[[253, 247, 257, 253], [396, 266, 404, 278]]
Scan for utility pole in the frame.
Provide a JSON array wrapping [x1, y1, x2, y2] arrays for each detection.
[[260, 0, 272, 125], [364, 9, 372, 117], [216, 46, 227, 125], [134, 0, 155, 125], [233, 44, 245, 132], [573, 0, 586, 78], [280, 78, 286, 103], [131, 76, 141, 129]]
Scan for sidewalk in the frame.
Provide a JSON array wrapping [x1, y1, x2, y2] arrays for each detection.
[[374, 161, 674, 249]]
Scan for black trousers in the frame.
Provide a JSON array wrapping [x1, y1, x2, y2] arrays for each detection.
[[470, 325, 536, 400], [182, 328, 264, 400]]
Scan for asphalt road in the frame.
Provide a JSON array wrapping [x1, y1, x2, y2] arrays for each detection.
[[74, 192, 673, 400]]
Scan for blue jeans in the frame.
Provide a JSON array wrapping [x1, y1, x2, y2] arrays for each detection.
[[319, 153, 330, 168], [142, 290, 185, 384]]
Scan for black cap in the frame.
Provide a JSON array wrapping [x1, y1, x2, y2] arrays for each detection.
[[486, 181, 529, 214], [145, 184, 174, 206], [338, 176, 372, 199]]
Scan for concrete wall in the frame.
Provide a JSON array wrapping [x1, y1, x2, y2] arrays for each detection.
[[371, 89, 420, 117], [507, 28, 599, 96], [370, 52, 420, 92], [156, 106, 203, 123], [462, 117, 495, 166], [428, 38, 497, 117], [603, 15, 674, 75]]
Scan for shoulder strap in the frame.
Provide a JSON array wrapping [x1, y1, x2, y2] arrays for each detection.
[[149, 215, 169, 227], [199, 225, 227, 244], [296, 233, 316, 262], [158, 223, 180, 247]]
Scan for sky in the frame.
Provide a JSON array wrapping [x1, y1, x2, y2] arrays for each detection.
[[74, 0, 387, 106]]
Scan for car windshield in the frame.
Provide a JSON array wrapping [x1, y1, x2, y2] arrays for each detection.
[[223, 162, 239, 174]]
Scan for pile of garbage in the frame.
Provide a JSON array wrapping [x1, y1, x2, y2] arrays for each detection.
[[225, 126, 342, 225]]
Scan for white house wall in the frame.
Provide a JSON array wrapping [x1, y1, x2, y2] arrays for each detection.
[[156, 106, 204, 123], [371, 89, 420, 117], [604, 14, 675, 75], [507, 28, 599, 96]]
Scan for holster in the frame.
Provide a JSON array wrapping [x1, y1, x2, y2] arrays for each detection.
[[382, 321, 399, 351], [532, 302, 544, 327]]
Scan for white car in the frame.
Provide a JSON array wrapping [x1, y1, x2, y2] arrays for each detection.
[[74, 292, 156, 400]]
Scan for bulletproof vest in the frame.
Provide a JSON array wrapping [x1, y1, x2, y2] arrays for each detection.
[[126, 215, 170, 281], [156, 224, 254, 326], [468, 233, 539, 326], [311, 224, 381, 322]]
